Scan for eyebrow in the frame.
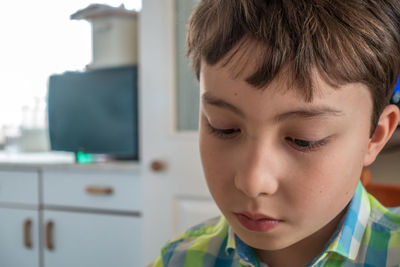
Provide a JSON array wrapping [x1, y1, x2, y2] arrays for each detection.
[[201, 92, 345, 122]]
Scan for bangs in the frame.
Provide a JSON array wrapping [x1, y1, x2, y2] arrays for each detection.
[[187, 0, 400, 132]]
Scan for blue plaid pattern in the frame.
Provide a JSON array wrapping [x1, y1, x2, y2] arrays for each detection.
[[151, 181, 400, 266]]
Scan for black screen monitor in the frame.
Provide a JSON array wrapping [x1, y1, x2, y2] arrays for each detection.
[[48, 65, 138, 160]]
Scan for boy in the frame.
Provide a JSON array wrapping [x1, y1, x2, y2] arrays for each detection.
[[152, 0, 400, 266]]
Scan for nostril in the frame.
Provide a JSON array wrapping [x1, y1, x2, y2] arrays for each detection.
[[234, 174, 279, 198], [234, 171, 280, 197]]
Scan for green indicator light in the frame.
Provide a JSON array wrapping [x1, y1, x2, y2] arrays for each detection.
[[75, 151, 93, 164]]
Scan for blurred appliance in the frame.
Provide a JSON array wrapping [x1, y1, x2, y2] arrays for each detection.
[[71, 4, 138, 69], [48, 65, 138, 159]]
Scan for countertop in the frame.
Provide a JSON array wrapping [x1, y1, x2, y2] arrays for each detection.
[[0, 151, 140, 173]]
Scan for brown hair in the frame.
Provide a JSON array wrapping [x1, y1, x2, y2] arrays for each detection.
[[186, 0, 400, 135]]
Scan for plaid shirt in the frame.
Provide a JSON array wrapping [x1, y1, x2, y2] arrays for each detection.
[[151, 181, 400, 267]]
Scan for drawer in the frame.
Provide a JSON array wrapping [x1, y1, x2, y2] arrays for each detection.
[[43, 171, 141, 212], [0, 171, 39, 206]]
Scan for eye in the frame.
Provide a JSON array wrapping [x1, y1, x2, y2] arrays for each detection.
[[206, 121, 240, 139], [285, 137, 328, 152]]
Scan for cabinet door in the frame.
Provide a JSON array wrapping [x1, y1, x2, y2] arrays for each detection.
[[43, 210, 141, 267], [0, 208, 39, 267]]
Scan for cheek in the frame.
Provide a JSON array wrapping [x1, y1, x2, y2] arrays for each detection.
[[287, 137, 365, 221], [199, 128, 233, 198]]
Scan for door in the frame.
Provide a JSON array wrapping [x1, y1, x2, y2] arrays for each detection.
[[42, 210, 141, 267], [140, 0, 221, 264], [0, 207, 40, 267]]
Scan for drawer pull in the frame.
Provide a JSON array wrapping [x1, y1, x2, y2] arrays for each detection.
[[23, 219, 33, 249], [46, 221, 54, 251], [150, 160, 167, 172], [85, 186, 114, 195]]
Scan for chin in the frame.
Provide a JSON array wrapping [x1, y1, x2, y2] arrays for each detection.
[[249, 237, 294, 251], [232, 223, 297, 251]]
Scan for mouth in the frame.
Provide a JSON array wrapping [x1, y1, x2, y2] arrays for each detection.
[[234, 212, 282, 232]]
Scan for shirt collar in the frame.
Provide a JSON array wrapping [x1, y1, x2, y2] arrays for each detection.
[[224, 181, 371, 265], [226, 226, 236, 253], [322, 181, 371, 261], [226, 227, 260, 267]]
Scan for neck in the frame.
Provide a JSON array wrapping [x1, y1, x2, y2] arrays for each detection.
[[255, 209, 346, 267]]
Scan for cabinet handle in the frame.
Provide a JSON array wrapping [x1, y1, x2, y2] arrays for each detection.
[[23, 219, 33, 249], [150, 160, 167, 172], [85, 186, 113, 195], [46, 221, 54, 251]]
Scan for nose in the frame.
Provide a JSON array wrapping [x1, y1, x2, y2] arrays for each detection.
[[234, 140, 279, 198]]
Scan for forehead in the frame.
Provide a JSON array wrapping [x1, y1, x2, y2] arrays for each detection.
[[199, 59, 373, 123], [203, 37, 318, 102]]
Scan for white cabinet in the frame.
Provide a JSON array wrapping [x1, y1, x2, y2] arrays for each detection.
[[0, 165, 142, 267], [0, 171, 40, 267], [42, 169, 142, 267], [42, 210, 140, 267], [0, 208, 40, 267], [0, 171, 39, 205], [42, 170, 141, 212]]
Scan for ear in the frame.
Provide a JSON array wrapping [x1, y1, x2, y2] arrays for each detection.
[[364, 104, 400, 166]]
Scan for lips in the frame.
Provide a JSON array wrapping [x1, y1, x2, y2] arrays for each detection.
[[235, 212, 281, 232]]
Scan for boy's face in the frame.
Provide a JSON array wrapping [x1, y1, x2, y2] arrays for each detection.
[[199, 60, 373, 251]]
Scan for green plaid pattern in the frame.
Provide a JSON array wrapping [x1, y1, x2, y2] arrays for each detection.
[[151, 181, 400, 266]]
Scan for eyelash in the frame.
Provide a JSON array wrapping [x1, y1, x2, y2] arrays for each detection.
[[206, 121, 241, 140], [205, 122, 328, 152], [285, 137, 328, 152]]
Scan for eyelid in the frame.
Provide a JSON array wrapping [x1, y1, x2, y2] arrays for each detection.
[[285, 137, 329, 152], [204, 114, 332, 151], [205, 121, 240, 139]]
